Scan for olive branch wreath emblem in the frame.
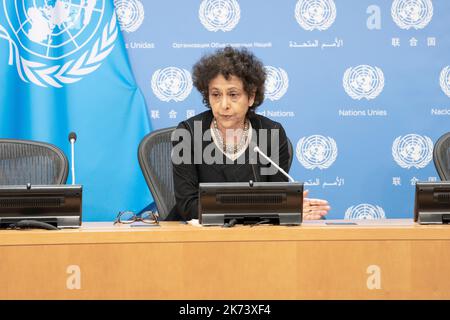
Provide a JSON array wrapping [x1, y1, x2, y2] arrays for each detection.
[[0, 12, 118, 88]]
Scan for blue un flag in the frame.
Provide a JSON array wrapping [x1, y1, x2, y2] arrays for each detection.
[[0, 0, 152, 221]]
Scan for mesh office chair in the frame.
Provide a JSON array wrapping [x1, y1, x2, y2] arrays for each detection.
[[138, 127, 177, 220], [138, 127, 295, 220], [433, 132, 450, 181], [0, 139, 68, 185], [287, 138, 294, 174]]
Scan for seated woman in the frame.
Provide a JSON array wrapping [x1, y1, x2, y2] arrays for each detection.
[[168, 46, 330, 221]]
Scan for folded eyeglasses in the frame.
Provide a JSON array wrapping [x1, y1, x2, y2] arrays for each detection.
[[114, 210, 159, 225]]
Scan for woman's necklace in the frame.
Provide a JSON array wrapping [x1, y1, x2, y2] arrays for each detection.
[[213, 118, 250, 155]]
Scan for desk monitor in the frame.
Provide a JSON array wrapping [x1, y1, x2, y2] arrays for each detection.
[[198, 181, 303, 226], [0, 184, 82, 228], [414, 181, 450, 224]]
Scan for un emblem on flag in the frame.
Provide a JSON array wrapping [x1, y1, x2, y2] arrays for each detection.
[[0, 0, 118, 87], [151, 67, 193, 102], [296, 135, 337, 170], [392, 134, 433, 169], [114, 0, 144, 33], [295, 0, 336, 31], [343, 65, 384, 100], [345, 204, 386, 220], [440, 66, 450, 98], [199, 0, 240, 32], [264, 66, 289, 101], [391, 0, 433, 30]]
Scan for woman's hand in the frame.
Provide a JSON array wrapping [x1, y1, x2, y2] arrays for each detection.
[[302, 190, 330, 220]]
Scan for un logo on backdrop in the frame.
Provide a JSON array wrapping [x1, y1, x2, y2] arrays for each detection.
[[0, 0, 118, 87], [391, 0, 433, 30], [296, 135, 337, 170], [440, 66, 450, 98], [345, 204, 386, 220], [151, 67, 193, 102], [3, 0, 104, 60], [392, 134, 433, 169], [264, 66, 289, 101], [114, 0, 144, 33], [343, 65, 384, 100], [294, 0, 336, 31], [199, 0, 240, 32]]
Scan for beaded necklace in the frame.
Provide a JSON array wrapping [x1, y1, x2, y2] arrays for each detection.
[[212, 117, 250, 155]]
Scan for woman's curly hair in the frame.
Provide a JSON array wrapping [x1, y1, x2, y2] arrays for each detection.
[[192, 46, 266, 111]]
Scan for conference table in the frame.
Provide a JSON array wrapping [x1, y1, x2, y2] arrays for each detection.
[[1, 219, 450, 300]]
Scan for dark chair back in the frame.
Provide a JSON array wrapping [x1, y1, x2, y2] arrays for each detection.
[[138, 127, 295, 220], [433, 132, 450, 180], [287, 137, 294, 173], [0, 139, 68, 185], [138, 127, 177, 220]]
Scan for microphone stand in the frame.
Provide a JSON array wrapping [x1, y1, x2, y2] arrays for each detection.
[[68, 132, 77, 185], [253, 146, 296, 182]]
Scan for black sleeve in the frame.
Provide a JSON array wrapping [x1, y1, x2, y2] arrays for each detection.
[[172, 122, 199, 220], [268, 124, 290, 182]]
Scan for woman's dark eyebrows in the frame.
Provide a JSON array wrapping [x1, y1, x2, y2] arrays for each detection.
[[208, 86, 240, 91]]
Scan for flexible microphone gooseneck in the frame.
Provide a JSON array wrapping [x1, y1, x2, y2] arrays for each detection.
[[68, 132, 77, 185], [253, 146, 295, 182]]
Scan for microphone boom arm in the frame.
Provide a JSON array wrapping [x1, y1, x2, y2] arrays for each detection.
[[253, 146, 295, 182]]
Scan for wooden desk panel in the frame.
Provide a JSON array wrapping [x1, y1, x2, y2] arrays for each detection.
[[1, 220, 450, 299]]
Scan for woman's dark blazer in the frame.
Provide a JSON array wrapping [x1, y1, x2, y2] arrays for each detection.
[[167, 110, 290, 221]]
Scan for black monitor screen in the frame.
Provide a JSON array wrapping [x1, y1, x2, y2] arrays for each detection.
[[0, 184, 82, 228], [414, 182, 450, 224], [199, 182, 303, 226]]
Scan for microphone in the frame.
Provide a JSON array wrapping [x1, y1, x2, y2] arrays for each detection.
[[253, 146, 295, 182], [68, 132, 77, 185]]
